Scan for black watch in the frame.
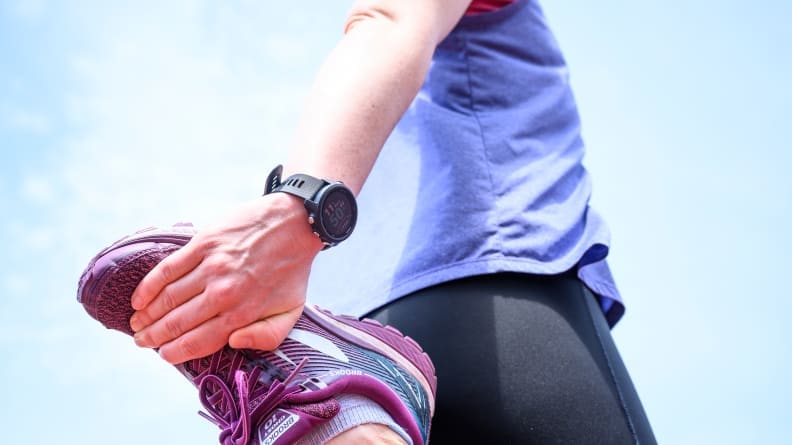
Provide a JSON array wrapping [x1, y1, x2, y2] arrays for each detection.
[[264, 165, 357, 249]]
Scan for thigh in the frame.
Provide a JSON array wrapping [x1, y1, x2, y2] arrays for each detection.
[[365, 272, 655, 445]]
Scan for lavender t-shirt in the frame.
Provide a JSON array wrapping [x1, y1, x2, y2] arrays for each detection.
[[308, 0, 624, 327]]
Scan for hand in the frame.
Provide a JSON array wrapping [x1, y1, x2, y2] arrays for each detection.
[[129, 193, 324, 364]]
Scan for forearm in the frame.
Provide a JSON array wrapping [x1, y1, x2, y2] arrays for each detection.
[[284, 2, 469, 194], [132, 2, 472, 364]]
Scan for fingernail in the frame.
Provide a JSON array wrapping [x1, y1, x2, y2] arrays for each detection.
[[129, 314, 141, 332], [134, 333, 149, 348], [130, 295, 141, 310]]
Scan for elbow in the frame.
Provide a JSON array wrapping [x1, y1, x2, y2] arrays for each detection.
[[344, 5, 397, 34], [343, 2, 447, 45]]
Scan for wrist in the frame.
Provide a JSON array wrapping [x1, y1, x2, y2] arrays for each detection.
[[265, 192, 326, 254]]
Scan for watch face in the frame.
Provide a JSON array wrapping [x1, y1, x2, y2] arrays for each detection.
[[321, 187, 356, 239]]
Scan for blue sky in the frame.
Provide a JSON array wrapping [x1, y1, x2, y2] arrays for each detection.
[[1, 1, 790, 444]]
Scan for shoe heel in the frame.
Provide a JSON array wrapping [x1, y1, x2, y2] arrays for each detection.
[[305, 305, 437, 414]]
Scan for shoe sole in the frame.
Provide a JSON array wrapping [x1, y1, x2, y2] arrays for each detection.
[[77, 225, 195, 329]]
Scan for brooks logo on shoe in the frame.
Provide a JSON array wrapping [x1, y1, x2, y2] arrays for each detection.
[[258, 409, 299, 445]]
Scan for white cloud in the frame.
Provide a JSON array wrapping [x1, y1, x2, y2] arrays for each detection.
[[1, 107, 50, 134], [8, 0, 45, 22], [20, 174, 54, 203], [25, 226, 54, 249], [1, 272, 30, 295], [59, 4, 317, 232], [3, 219, 55, 250], [1, 4, 348, 445]]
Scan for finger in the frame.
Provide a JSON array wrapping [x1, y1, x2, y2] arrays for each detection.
[[133, 289, 219, 349], [156, 316, 232, 365], [228, 306, 303, 351], [129, 267, 206, 332], [131, 241, 204, 310]]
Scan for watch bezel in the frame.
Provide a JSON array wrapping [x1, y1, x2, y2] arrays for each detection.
[[306, 182, 357, 246]]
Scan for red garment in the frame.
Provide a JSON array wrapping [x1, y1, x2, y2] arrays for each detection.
[[465, 0, 515, 15]]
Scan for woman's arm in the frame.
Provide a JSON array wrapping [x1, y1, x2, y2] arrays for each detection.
[[284, 0, 471, 192], [128, 0, 472, 365]]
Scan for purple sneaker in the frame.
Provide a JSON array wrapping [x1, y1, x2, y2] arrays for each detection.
[[77, 224, 437, 445]]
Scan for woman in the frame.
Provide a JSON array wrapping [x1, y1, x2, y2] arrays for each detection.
[[127, 0, 656, 442]]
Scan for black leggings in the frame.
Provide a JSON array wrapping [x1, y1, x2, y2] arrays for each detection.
[[365, 272, 656, 444]]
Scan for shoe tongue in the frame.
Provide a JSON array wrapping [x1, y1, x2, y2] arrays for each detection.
[[253, 399, 340, 445]]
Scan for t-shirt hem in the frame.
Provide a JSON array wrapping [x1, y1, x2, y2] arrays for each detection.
[[346, 255, 625, 328]]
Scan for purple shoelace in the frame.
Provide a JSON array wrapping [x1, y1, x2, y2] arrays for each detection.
[[191, 349, 308, 445]]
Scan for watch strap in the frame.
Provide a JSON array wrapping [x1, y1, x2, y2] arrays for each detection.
[[264, 164, 284, 195], [264, 164, 327, 201], [276, 173, 327, 201]]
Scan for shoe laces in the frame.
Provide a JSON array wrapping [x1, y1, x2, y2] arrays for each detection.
[[191, 349, 307, 445]]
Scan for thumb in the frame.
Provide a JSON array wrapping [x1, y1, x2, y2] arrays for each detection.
[[228, 306, 303, 351]]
